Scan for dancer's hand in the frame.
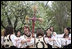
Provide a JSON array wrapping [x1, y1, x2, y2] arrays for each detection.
[[27, 39, 31, 42]]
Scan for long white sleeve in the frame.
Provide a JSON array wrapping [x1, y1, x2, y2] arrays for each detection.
[[10, 34, 17, 46], [1, 36, 4, 46], [44, 37, 53, 46], [27, 38, 35, 46]]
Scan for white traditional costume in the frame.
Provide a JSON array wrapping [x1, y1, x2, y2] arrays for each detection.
[[10, 34, 17, 46]]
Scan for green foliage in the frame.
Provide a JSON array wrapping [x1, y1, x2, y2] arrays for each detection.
[[1, 1, 71, 34]]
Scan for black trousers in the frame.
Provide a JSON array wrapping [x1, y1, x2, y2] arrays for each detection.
[[63, 44, 71, 48], [1, 45, 17, 48], [10, 46, 17, 48], [47, 44, 52, 48]]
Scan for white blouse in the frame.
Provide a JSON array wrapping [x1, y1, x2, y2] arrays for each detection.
[[15, 36, 22, 48], [1, 36, 4, 46], [10, 34, 17, 46]]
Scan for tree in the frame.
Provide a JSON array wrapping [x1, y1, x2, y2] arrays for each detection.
[[51, 1, 71, 33], [1, 1, 71, 34]]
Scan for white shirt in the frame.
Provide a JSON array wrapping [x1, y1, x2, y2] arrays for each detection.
[[1, 36, 4, 46], [56, 34, 64, 38], [66, 33, 71, 45], [56, 33, 71, 46], [44, 32, 57, 46], [69, 33, 71, 38], [44, 37, 53, 46], [15, 36, 22, 48], [52, 34, 62, 48], [20, 35, 27, 48], [10, 34, 17, 46], [27, 38, 34, 46]]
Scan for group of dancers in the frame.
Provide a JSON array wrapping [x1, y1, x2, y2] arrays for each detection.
[[1, 25, 71, 48]]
